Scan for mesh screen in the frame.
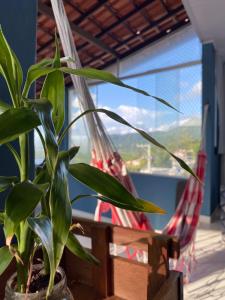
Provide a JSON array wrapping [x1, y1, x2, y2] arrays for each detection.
[[35, 27, 202, 178]]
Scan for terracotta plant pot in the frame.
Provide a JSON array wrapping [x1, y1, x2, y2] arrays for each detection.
[[4, 265, 74, 300]]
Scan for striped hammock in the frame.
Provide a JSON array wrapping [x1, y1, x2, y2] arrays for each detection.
[[51, 0, 207, 279]]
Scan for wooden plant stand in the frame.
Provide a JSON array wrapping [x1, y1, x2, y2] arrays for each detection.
[[63, 216, 183, 300], [0, 216, 183, 300]]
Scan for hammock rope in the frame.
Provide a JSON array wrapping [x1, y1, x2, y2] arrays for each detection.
[[50, 0, 151, 232], [50, 0, 207, 279]]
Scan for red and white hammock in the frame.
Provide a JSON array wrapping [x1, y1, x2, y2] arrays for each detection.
[[51, 0, 207, 278]]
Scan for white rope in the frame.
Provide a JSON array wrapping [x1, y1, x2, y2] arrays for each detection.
[[51, 0, 113, 161], [50, 0, 136, 228]]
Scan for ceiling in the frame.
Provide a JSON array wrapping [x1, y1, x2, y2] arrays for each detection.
[[37, 0, 190, 87], [183, 0, 225, 58]]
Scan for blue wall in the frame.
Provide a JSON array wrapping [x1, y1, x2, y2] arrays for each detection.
[[0, 0, 37, 183], [202, 43, 220, 215], [0, 0, 37, 243]]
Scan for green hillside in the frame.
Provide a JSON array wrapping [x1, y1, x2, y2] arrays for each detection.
[[110, 125, 201, 172], [111, 125, 200, 151]]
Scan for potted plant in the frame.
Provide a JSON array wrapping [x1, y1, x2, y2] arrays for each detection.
[[0, 28, 194, 299]]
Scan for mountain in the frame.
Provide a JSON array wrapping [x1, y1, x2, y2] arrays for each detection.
[[110, 123, 201, 152]]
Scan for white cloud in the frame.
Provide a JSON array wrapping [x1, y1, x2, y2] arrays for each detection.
[[191, 81, 202, 96], [179, 80, 202, 103], [97, 104, 156, 134], [71, 97, 80, 109], [117, 105, 154, 119], [71, 92, 97, 109], [156, 116, 201, 131]]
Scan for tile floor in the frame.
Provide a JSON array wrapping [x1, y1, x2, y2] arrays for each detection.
[[184, 222, 225, 300]]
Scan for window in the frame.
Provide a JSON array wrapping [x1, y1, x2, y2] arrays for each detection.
[[36, 27, 202, 178]]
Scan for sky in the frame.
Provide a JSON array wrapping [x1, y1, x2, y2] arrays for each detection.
[[35, 30, 202, 163], [69, 32, 202, 138]]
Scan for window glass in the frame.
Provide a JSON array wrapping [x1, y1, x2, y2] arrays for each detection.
[[37, 28, 202, 178]]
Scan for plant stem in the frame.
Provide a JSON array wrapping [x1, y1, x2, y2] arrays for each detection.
[[42, 247, 50, 275], [19, 134, 29, 182], [17, 133, 33, 292]]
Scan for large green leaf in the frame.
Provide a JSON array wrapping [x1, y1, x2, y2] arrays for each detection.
[[22, 57, 70, 98], [41, 37, 65, 134], [63, 108, 196, 178], [4, 182, 44, 240], [28, 95, 71, 275], [0, 108, 40, 145], [23, 64, 177, 111], [22, 65, 54, 98], [0, 176, 18, 192], [69, 163, 165, 214], [28, 99, 58, 173], [58, 146, 80, 168], [6, 143, 21, 170], [0, 28, 23, 106], [50, 159, 72, 272], [27, 216, 55, 296], [61, 67, 177, 111], [0, 246, 13, 276], [41, 71, 65, 134], [71, 193, 163, 213], [66, 231, 99, 264], [0, 100, 10, 114]]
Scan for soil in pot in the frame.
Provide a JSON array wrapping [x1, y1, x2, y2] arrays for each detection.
[[4, 264, 74, 300]]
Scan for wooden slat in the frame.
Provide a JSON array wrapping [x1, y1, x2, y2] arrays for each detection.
[[72, 217, 180, 259], [153, 271, 183, 300], [112, 256, 149, 300], [69, 282, 100, 300], [92, 223, 112, 298], [0, 260, 15, 299], [111, 225, 180, 259], [147, 235, 170, 299], [105, 297, 125, 300], [63, 248, 93, 286]]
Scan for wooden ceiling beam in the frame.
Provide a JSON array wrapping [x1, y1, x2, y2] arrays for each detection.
[[104, 2, 136, 35], [38, 0, 184, 57], [76, 4, 184, 57], [160, 0, 178, 23], [38, 3, 184, 61], [64, 0, 121, 44], [38, 2, 118, 58], [82, 6, 187, 68], [64, 0, 161, 55], [74, 0, 108, 25], [117, 18, 189, 60], [84, 18, 190, 74], [114, 5, 185, 50], [129, 0, 161, 34], [97, 0, 157, 37]]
